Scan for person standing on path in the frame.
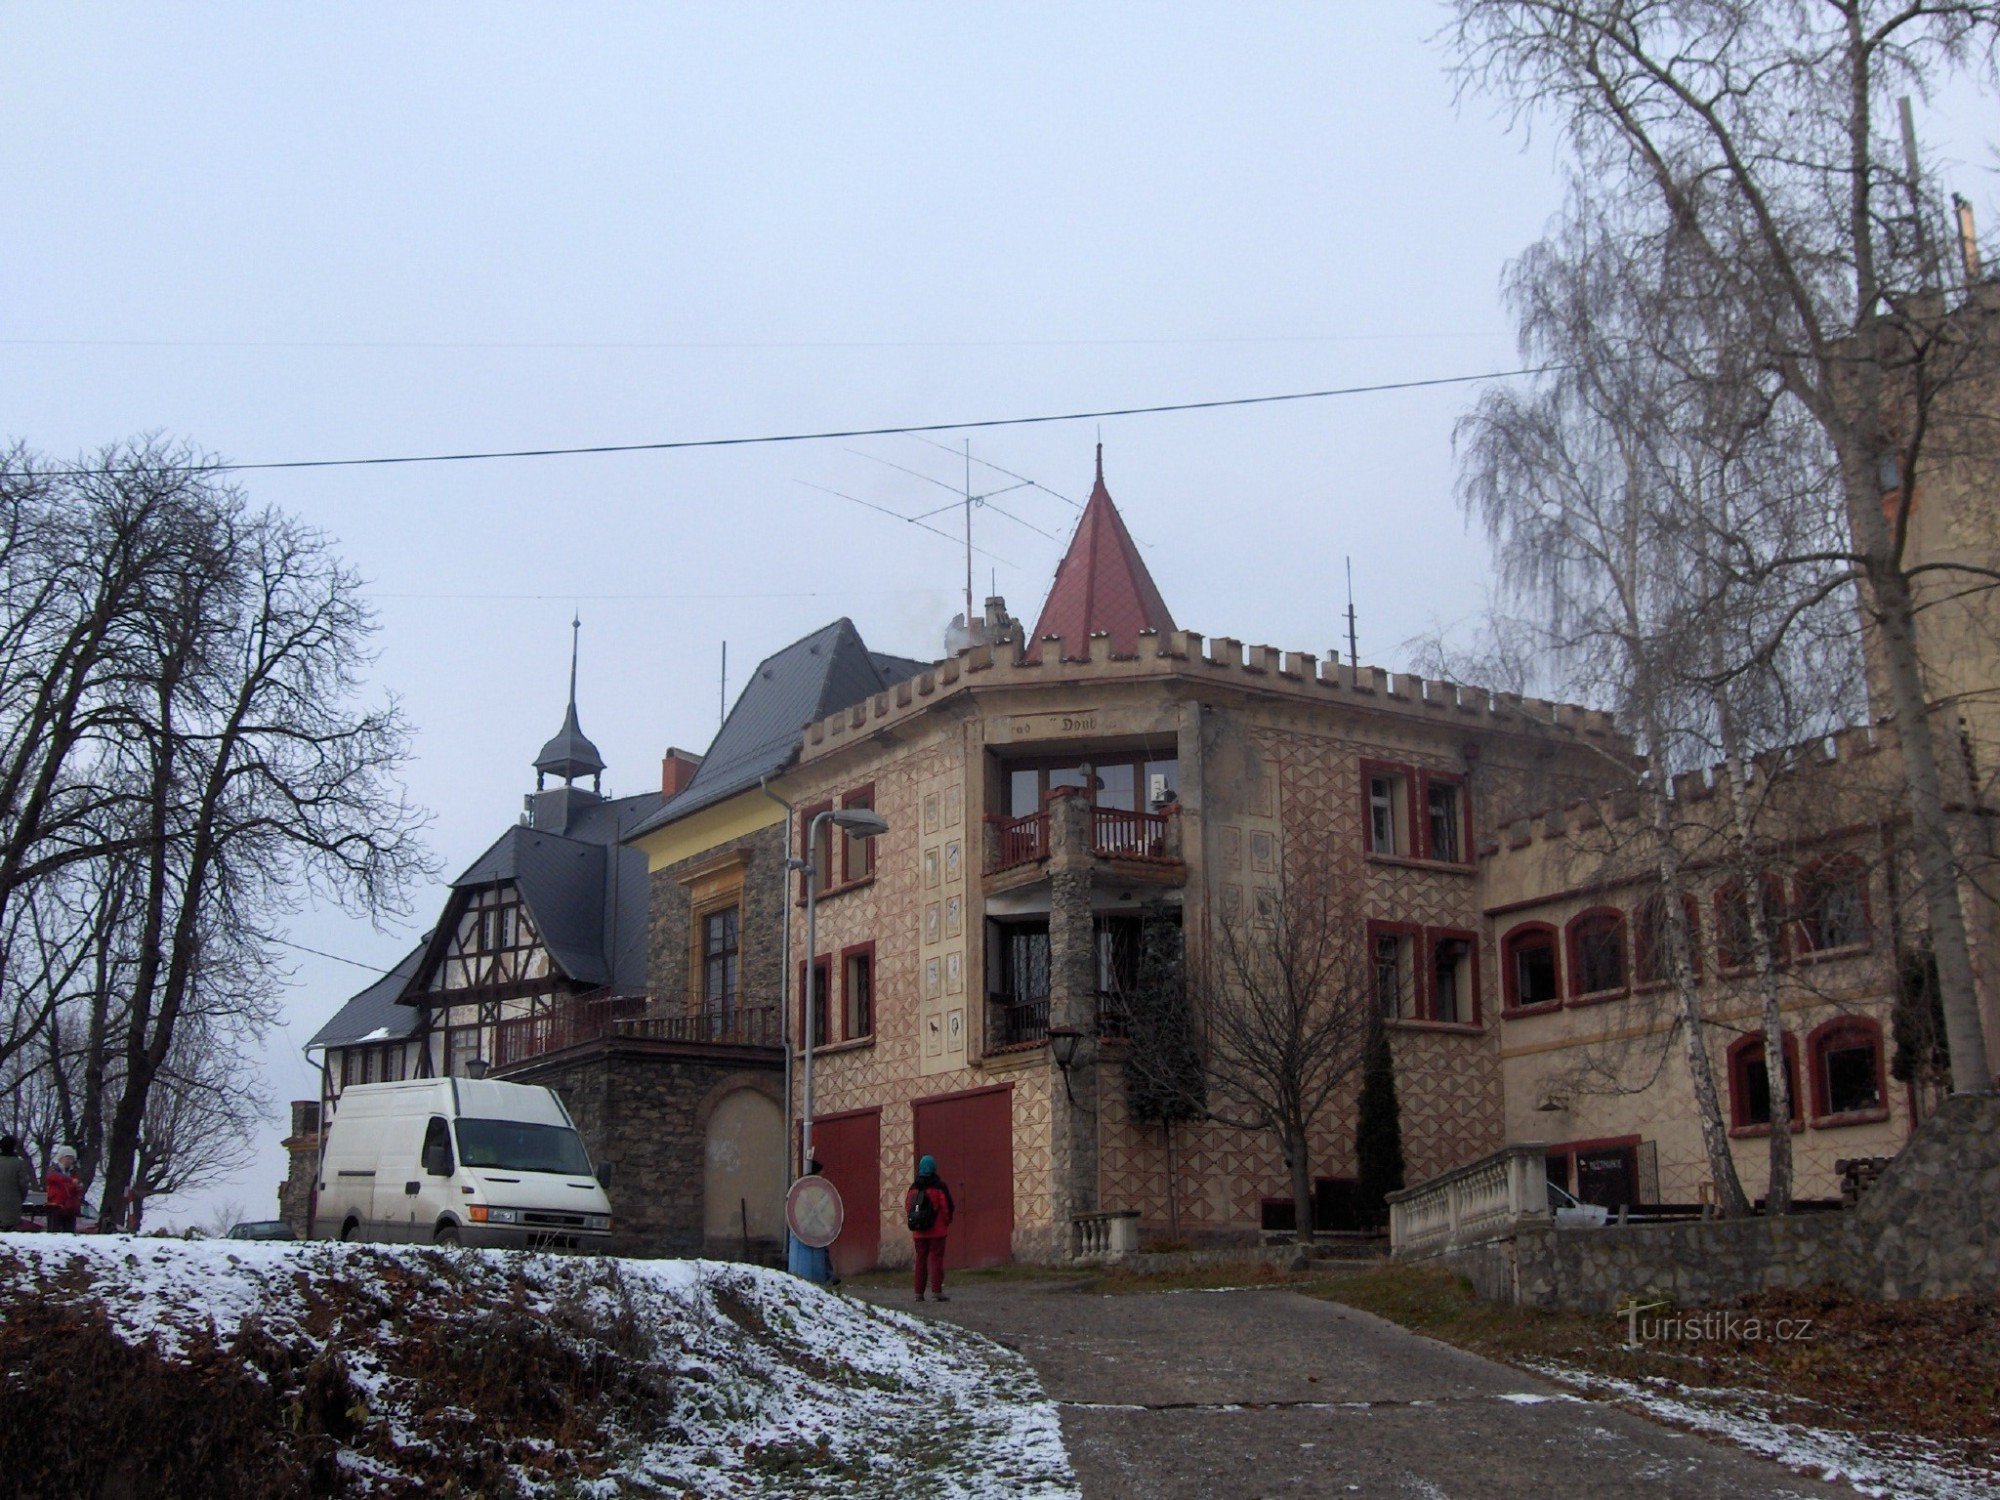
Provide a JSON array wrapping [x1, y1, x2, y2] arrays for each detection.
[[44, 1148, 83, 1234], [0, 1137, 33, 1231], [906, 1154, 954, 1302]]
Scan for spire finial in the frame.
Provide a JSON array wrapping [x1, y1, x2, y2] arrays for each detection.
[[568, 613, 581, 712], [1094, 442, 1104, 487]]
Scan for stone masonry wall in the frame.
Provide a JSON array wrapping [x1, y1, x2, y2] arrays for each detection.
[[1433, 1092, 2000, 1313], [512, 1044, 782, 1260], [646, 822, 789, 1017]]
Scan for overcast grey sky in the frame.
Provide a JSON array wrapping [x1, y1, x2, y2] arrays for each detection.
[[6, 6, 1993, 1227]]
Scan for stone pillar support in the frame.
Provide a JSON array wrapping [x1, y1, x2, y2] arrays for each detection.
[[1045, 789, 1100, 1253]]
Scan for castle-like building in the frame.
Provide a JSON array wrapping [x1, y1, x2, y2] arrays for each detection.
[[291, 409, 1997, 1267]]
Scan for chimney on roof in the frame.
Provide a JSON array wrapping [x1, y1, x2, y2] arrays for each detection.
[[661, 747, 702, 799]]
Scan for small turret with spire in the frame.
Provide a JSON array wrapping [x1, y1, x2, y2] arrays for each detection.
[[527, 616, 606, 833]]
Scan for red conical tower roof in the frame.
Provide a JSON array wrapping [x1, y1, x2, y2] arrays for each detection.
[[1027, 447, 1176, 661]]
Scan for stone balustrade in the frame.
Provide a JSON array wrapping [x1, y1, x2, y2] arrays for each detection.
[[1072, 1209, 1143, 1261], [1387, 1142, 1550, 1259]]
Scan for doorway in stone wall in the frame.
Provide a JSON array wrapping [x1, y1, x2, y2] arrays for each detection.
[[813, 1107, 882, 1276], [913, 1084, 1015, 1268]]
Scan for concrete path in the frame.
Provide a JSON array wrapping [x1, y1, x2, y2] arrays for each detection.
[[852, 1278, 1844, 1499]]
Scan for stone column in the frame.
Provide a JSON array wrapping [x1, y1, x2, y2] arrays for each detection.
[[1045, 789, 1100, 1257]]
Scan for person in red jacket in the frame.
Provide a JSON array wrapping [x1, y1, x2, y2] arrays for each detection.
[[45, 1148, 83, 1234], [905, 1154, 954, 1302]]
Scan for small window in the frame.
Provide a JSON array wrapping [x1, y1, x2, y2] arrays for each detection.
[[798, 956, 833, 1049], [843, 948, 874, 1041], [1502, 924, 1560, 1010], [1715, 877, 1787, 970], [702, 907, 740, 1015], [1811, 1019, 1884, 1119], [1365, 769, 1409, 857], [799, 802, 835, 895], [1633, 892, 1699, 987], [841, 787, 877, 883], [1729, 1034, 1801, 1130], [1567, 909, 1627, 997], [1430, 935, 1475, 1024], [446, 1025, 482, 1078], [1797, 858, 1869, 954], [1372, 929, 1413, 1019], [1424, 778, 1464, 863]]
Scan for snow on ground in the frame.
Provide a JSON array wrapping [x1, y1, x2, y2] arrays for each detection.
[[0, 1234, 1078, 1498], [1529, 1360, 1998, 1500]]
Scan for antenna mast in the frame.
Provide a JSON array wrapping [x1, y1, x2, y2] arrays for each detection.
[[719, 641, 727, 729], [964, 441, 975, 626], [1345, 557, 1359, 671]]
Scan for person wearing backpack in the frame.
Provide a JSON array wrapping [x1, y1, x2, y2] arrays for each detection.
[[905, 1154, 955, 1302]]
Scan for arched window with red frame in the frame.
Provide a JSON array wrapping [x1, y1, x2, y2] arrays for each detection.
[[1500, 922, 1561, 1012], [1633, 892, 1700, 987], [1714, 876, 1787, 971], [1727, 1031, 1801, 1132], [1565, 907, 1627, 999], [1795, 856, 1871, 956], [1807, 1016, 1887, 1121]]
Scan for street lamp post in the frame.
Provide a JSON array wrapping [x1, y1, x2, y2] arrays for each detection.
[[800, 805, 889, 1172]]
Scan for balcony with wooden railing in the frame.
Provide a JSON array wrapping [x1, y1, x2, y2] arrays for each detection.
[[613, 1004, 782, 1050], [985, 801, 1182, 882], [491, 993, 646, 1069]]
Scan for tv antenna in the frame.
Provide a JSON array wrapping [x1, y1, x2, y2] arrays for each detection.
[[1345, 557, 1360, 671]]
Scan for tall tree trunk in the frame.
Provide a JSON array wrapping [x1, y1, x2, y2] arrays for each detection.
[[1645, 777, 1752, 1217], [1287, 1127, 1315, 1246]]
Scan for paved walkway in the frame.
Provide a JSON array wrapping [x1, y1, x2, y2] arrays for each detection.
[[852, 1278, 1843, 1499]]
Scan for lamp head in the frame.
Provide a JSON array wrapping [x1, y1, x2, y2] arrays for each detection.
[[828, 808, 890, 838], [1047, 1026, 1083, 1070]]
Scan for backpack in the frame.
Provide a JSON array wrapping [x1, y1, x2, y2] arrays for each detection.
[[907, 1187, 938, 1233]]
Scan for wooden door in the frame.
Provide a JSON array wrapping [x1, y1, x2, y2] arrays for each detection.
[[812, 1108, 881, 1276], [913, 1085, 1014, 1268]]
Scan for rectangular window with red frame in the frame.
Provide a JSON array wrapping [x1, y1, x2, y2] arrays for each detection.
[[1426, 928, 1479, 1024], [799, 802, 834, 897], [1361, 762, 1414, 858], [1420, 773, 1469, 864], [840, 785, 877, 883], [842, 943, 875, 1041], [798, 956, 834, 1048]]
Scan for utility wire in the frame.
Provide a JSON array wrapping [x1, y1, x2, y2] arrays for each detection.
[[4, 331, 1506, 352], [33, 367, 1545, 479]]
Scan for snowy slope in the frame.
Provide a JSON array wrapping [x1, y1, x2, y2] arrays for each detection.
[[0, 1235, 1078, 1498]]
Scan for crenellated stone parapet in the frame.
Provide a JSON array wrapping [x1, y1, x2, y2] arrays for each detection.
[[797, 625, 1621, 768]]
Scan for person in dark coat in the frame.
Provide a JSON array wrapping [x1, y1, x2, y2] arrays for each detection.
[[44, 1148, 83, 1234], [0, 1136, 32, 1231], [905, 1154, 954, 1302]]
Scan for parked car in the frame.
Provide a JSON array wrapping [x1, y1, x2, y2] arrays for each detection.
[[226, 1219, 298, 1242], [1548, 1181, 1609, 1229], [315, 1077, 613, 1251], [17, 1192, 102, 1233]]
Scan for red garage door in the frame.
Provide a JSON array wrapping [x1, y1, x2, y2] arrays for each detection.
[[913, 1085, 1014, 1268], [813, 1108, 881, 1276]]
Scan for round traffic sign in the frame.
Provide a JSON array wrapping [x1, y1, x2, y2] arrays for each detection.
[[785, 1174, 844, 1249]]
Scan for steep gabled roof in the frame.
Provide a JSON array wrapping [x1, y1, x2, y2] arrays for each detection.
[[308, 944, 426, 1051], [1028, 447, 1175, 660], [626, 618, 899, 835], [388, 790, 662, 1008]]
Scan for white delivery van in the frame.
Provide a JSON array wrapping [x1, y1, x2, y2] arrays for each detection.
[[316, 1077, 613, 1252]]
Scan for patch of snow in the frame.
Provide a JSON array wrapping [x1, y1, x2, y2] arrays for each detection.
[[0, 1235, 1079, 1498], [1527, 1360, 1999, 1500]]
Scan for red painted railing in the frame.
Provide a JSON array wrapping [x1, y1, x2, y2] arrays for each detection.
[[491, 993, 646, 1068], [1091, 807, 1170, 860], [992, 810, 1050, 871]]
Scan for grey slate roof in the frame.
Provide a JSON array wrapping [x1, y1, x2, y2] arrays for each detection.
[[398, 790, 663, 1004], [626, 618, 919, 837], [534, 701, 606, 783], [307, 944, 426, 1051]]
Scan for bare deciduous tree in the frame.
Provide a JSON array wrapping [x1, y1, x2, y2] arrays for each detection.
[[1195, 846, 1375, 1244], [1449, 0, 2000, 1092]]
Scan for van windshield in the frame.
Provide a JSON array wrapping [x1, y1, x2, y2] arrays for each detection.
[[453, 1118, 593, 1176]]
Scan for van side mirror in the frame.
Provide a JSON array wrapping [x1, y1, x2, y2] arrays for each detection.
[[596, 1161, 615, 1189], [423, 1142, 453, 1177]]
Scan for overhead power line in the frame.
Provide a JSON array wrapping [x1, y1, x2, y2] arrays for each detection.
[[33, 367, 1546, 479]]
